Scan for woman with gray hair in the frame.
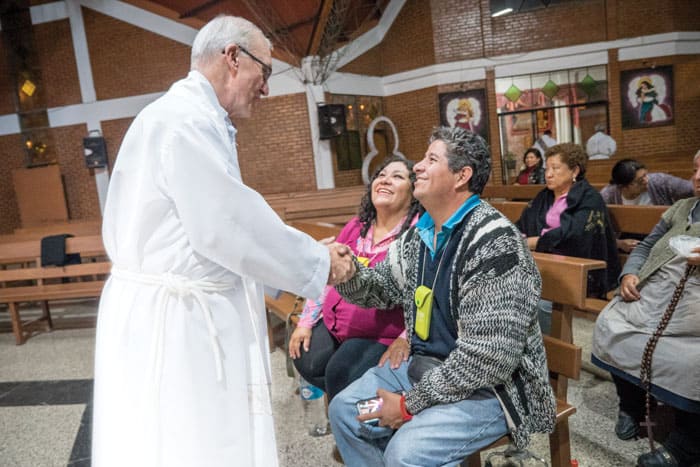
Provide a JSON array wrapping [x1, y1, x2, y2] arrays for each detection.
[[592, 150, 700, 467]]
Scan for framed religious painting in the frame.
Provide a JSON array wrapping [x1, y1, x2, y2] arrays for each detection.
[[439, 89, 489, 142], [620, 66, 674, 129]]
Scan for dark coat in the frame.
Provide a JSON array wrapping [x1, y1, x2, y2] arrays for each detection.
[[516, 179, 620, 298]]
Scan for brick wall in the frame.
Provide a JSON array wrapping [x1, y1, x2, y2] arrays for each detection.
[[338, 44, 382, 76], [0, 36, 16, 115], [384, 87, 440, 163], [101, 117, 134, 175], [84, 7, 190, 100], [341, 0, 434, 76], [0, 0, 697, 230], [34, 19, 81, 108], [616, 0, 677, 38], [0, 134, 25, 233], [617, 54, 700, 159], [431, 0, 487, 63], [52, 124, 102, 221], [489, 1, 607, 56], [235, 93, 317, 194]]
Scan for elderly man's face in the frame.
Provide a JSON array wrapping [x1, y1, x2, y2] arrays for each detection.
[[229, 35, 271, 119]]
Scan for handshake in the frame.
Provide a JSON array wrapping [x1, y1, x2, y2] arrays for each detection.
[[324, 239, 356, 285]]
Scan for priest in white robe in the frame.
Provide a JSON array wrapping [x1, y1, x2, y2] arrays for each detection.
[[92, 16, 350, 467]]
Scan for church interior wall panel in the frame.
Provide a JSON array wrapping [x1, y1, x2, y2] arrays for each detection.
[[0, 134, 26, 234], [378, 0, 435, 76], [334, 168, 363, 187], [618, 54, 700, 163], [100, 117, 134, 176], [384, 86, 440, 164], [52, 124, 102, 221], [0, 36, 17, 116], [431, 0, 487, 63], [83, 7, 190, 101], [33, 19, 81, 108], [234, 93, 317, 194], [488, 1, 607, 56], [338, 45, 382, 76], [615, 0, 680, 39]]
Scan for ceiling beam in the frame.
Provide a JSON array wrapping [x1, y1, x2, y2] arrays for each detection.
[[306, 0, 334, 56], [179, 0, 223, 19]]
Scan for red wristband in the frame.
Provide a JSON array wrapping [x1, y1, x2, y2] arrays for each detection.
[[399, 394, 413, 421]]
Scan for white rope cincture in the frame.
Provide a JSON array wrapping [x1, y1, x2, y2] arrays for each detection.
[[111, 267, 236, 386]]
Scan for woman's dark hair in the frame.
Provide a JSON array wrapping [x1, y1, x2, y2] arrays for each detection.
[[545, 143, 588, 179], [358, 155, 421, 238], [610, 159, 646, 186], [522, 147, 543, 167]]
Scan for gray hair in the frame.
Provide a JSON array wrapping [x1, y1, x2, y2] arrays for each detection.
[[428, 126, 491, 194], [191, 15, 271, 70]]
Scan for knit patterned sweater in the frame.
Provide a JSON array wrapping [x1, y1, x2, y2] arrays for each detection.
[[336, 202, 556, 449]]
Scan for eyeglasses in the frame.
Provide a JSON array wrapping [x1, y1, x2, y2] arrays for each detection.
[[236, 45, 272, 83], [629, 171, 648, 187]]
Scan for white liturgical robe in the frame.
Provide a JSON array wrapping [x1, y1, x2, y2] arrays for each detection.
[[92, 71, 330, 467]]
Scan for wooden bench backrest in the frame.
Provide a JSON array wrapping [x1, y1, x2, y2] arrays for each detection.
[[543, 334, 581, 381], [0, 235, 106, 266], [489, 200, 666, 236], [0, 262, 111, 283], [13, 220, 102, 238], [531, 252, 605, 309], [482, 184, 605, 201], [290, 221, 343, 241], [265, 187, 364, 224], [607, 204, 666, 235], [488, 201, 527, 223]]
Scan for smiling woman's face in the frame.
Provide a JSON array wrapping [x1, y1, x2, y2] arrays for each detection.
[[370, 161, 413, 214]]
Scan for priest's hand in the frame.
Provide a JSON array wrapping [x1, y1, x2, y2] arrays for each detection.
[[326, 242, 355, 285]]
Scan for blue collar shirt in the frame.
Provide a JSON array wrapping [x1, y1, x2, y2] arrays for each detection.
[[416, 194, 481, 259]]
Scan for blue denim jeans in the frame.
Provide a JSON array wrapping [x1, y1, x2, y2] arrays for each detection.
[[328, 359, 508, 467]]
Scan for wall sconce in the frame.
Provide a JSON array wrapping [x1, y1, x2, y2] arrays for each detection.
[[21, 79, 36, 96]]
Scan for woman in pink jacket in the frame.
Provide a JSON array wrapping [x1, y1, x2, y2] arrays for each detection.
[[289, 156, 420, 400]]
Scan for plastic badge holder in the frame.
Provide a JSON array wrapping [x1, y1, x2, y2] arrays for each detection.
[[669, 235, 700, 258], [414, 285, 433, 340]]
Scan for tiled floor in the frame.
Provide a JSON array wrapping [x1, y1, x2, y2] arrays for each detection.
[[0, 301, 665, 466]]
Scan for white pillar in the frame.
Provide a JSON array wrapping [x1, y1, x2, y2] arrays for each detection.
[[302, 57, 335, 189]]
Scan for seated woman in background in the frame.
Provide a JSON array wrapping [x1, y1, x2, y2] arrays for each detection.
[[289, 156, 420, 400], [516, 143, 620, 332], [600, 158, 694, 206], [514, 147, 545, 185], [592, 151, 700, 467], [600, 158, 695, 253]]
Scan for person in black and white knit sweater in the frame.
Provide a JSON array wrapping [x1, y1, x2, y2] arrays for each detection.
[[328, 127, 555, 467]]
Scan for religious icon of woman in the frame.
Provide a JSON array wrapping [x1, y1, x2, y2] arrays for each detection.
[[454, 98, 475, 132], [635, 76, 671, 123]]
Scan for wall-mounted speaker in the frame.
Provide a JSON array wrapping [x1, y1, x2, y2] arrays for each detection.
[[318, 104, 346, 139], [83, 136, 108, 169]]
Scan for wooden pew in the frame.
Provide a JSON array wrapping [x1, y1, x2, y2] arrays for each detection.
[[481, 184, 605, 201], [11, 219, 102, 239], [0, 235, 108, 344], [264, 186, 364, 225], [607, 204, 666, 236], [464, 335, 582, 467], [487, 200, 527, 223], [532, 252, 606, 343]]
